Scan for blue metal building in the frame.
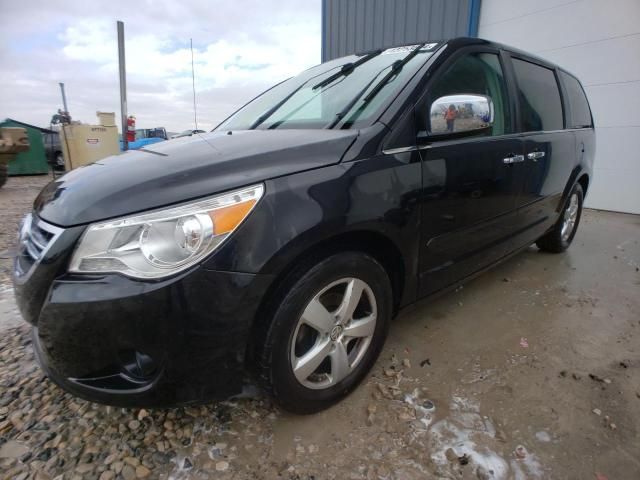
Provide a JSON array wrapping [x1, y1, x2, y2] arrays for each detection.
[[321, 0, 481, 61]]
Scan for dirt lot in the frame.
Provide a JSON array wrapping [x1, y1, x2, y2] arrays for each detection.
[[1, 174, 639, 480]]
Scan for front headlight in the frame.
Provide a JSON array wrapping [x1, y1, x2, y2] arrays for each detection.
[[69, 184, 264, 279]]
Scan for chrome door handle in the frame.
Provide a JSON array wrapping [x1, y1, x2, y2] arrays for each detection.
[[527, 151, 545, 161], [503, 154, 524, 164]]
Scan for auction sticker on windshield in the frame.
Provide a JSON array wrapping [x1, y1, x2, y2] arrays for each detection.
[[382, 43, 439, 55]]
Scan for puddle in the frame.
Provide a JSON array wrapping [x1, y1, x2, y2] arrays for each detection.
[[424, 395, 545, 479]]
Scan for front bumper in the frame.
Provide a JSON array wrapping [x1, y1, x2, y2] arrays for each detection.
[[13, 218, 273, 407]]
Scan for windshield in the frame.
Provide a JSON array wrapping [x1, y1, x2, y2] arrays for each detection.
[[216, 43, 439, 131]]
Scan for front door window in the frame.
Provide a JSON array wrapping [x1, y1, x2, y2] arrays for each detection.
[[420, 52, 512, 137]]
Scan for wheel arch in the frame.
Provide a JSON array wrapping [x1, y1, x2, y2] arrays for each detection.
[[558, 166, 590, 212], [246, 229, 407, 368], [576, 173, 589, 195]]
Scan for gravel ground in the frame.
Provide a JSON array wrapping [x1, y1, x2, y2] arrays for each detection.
[[1, 174, 639, 480], [0, 175, 52, 285]]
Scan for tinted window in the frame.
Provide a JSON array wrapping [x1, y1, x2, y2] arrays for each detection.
[[512, 58, 563, 132], [424, 52, 511, 136], [560, 71, 592, 128]]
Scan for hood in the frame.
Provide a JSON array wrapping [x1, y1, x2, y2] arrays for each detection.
[[35, 129, 358, 227]]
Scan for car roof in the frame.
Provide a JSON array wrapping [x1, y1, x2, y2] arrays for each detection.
[[352, 37, 563, 73]]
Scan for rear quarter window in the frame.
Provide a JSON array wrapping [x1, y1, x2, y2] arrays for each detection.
[[559, 71, 593, 128], [512, 58, 564, 132]]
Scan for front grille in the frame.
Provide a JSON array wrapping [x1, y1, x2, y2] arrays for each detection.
[[14, 214, 63, 281]]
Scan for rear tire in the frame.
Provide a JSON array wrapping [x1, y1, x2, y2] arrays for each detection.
[[536, 183, 584, 253], [258, 252, 392, 414]]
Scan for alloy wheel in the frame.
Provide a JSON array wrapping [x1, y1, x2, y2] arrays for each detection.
[[290, 277, 377, 389], [561, 192, 579, 242]]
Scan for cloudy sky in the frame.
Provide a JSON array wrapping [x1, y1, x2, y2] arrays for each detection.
[[0, 0, 321, 133]]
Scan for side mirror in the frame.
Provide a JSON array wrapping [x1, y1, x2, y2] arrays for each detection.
[[428, 94, 494, 136]]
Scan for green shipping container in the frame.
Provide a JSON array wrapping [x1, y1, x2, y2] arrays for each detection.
[[1, 118, 51, 175]]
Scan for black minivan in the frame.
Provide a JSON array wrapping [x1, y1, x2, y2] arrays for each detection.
[[13, 38, 594, 413]]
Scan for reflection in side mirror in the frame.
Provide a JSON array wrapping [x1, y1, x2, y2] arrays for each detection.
[[429, 94, 494, 136]]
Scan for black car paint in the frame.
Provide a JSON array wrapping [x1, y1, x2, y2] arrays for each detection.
[[14, 38, 594, 407], [34, 129, 359, 227]]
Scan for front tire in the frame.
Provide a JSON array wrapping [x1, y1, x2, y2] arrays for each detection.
[[258, 252, 392, 414], [536, 183, 584, 253]]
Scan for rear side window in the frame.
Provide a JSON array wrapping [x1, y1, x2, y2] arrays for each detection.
[[512, 58, 563, 132], [560, 71, 593, 128]]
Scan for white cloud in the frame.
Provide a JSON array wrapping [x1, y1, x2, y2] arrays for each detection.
[[0, 0, 321, 132]]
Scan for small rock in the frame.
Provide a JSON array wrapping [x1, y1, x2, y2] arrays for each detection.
[[402, 358, 411, 368], [366, 413, 375, 426], [0, 441, 30, 459], [216, 460, 229, 472], [459, 453, 470, 465], [111, 461, 124, 474], [182, 458, 193, 470], [135, 465, 151, 478], [123, 457, 140, 467], [121, 465, 136, 480], [592, 408, 602, 416], [419, 358, 431, 367], [76, 463, 94, 474], [445, 448, 458, 463], [104, 453, 118, 465], [99, 472, 115, 480], [603, 378, 612, 384], [610, 423, 617, 430], [515, 445, 527, 459], [128, 420, 140, 430], [137, 409, 149, 421], [376, 383, 393, 399]]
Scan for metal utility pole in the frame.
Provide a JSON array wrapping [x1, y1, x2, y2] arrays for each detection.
[[117, 21, 128, 151], [190, 38, 198, 130], [59, 83, 69, 113]]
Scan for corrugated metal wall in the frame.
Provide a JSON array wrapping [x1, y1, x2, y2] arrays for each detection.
[[322, 0, 477, 61]]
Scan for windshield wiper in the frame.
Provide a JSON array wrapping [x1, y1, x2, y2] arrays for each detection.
[[362, 44, 425, 105], [312, 49, 382, 90], [249, 81, 304, 130], [326, 44, 425, 129], [248, 65, 345, 130]]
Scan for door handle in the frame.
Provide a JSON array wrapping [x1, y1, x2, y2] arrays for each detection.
[[527, 151, 545, 161], [503, 154, 524, 164]]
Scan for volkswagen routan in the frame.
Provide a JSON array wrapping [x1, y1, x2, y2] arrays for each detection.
[[14, 38, 594, 413]]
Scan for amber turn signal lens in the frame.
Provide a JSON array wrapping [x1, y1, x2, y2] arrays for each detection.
[[209, 200, 257, 235]]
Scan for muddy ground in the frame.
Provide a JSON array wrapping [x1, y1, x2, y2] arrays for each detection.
[[0, 174, 639, 480]]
